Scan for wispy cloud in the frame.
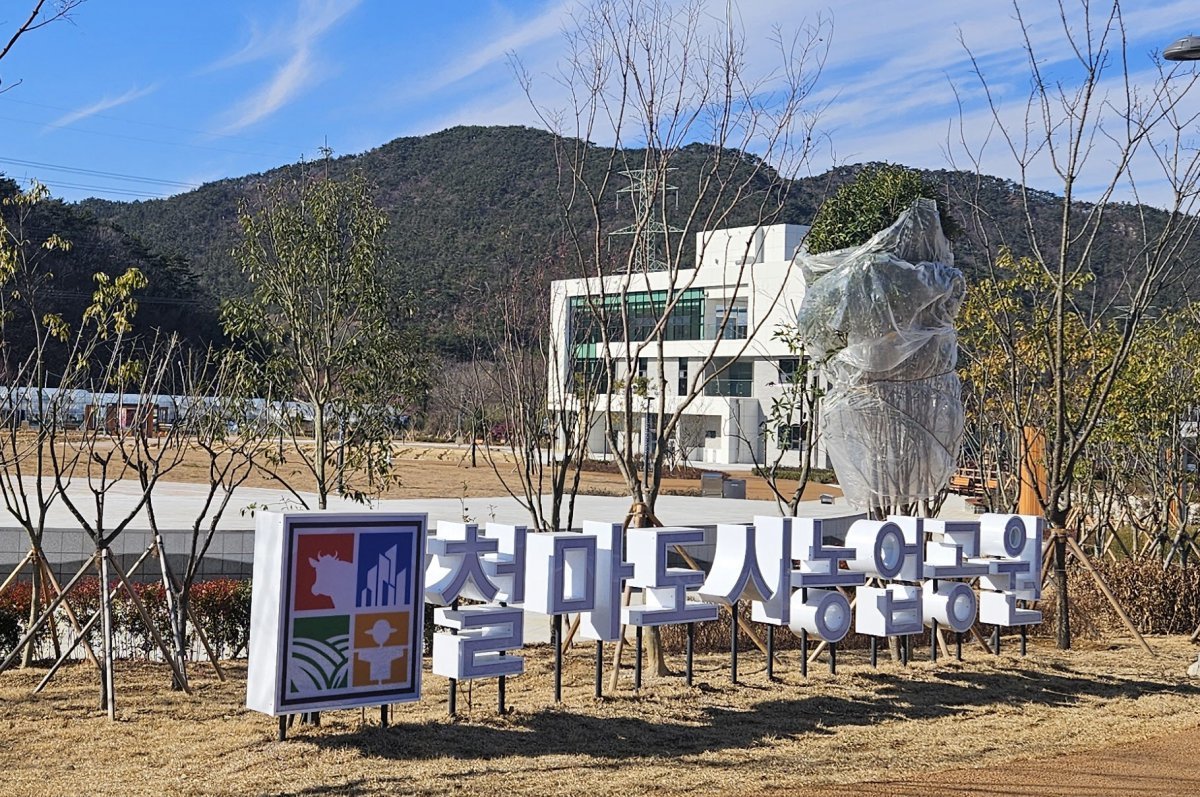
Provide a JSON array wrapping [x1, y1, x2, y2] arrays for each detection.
[[221, 48, 318, 133], [403, 0, 572, 101], [46, 85, 159, 130], [214, 0, 361, 133]]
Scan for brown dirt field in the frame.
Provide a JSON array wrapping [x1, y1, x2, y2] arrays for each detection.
[[2, 635, 1198, 796]]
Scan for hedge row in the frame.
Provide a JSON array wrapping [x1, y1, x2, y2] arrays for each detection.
[[663, 559, 1200, 653], [2, 558, 1195, 662], [749, 467, 839, 484], [1038, 558, 1200, 638], [0, 577, 252, 662]]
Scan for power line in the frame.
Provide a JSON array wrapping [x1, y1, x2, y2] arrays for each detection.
[[0, 112, 298, 160], [0, 157, 201, 189], [27, 179, 178, 200], [0, 96, 301, 151]]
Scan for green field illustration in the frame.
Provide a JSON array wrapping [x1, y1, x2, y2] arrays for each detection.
[[288, 616, 351, 694]]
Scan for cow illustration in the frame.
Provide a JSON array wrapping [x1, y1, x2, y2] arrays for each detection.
[[308, 552, 356, 609]]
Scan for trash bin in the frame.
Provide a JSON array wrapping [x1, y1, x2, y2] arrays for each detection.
[[700, 471, 724, 497], [722, 478, 746, 499]]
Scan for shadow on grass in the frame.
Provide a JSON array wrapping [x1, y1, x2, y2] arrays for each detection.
[[297, 667, 1199, 767]]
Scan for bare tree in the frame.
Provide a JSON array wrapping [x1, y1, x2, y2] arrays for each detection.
[[953, 0, 1200, 647], [145, 348, 274, 689], [49, 326, 186, 714], [473, 267, 600, 532], [1, 1, 85, 91], [748, 326, 823, 516], [519, 0, 830, 514]]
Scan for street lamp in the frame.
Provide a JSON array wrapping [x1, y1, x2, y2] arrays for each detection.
[[1164, 35, 1200, 61], [641, 393, 657, 494]]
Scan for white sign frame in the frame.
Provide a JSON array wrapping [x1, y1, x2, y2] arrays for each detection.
[[246, 511, 428, 716]]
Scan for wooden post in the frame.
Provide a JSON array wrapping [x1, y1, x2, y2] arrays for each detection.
[[970, 623, 994, 655], [0, 551, 35, 666], [183, 597, 227, 680], [1018, 427, 1046, 516], [560, 614, 582, 654], [0, 549, 33, 596], [37, 557, 62, 664], [0, 552, 97, 673], [34, 551, 154, 693], [607, 584, 633, 693], [109, 557, 192, 693], [153, 539, 189, 691], [38, 554, 100, 667]]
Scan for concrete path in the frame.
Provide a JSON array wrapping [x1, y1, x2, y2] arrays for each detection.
[[0, 477, 887, 531]]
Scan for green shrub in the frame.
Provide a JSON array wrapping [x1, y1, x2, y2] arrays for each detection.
[[190, 578, 253, 658], [805, 163, 956, 255], [751, 466, 838, 484], [0, 588, 23, 659]]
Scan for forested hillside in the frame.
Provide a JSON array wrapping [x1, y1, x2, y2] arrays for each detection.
[[78, 126, 831, 353], [0, 178, 220, 372], [1, 124, 1178, 360]]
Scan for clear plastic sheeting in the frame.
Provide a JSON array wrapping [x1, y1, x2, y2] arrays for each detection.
[[796, 199, 966, 509]]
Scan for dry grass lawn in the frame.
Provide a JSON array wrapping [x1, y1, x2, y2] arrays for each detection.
[[2, 635, 1198, 796], [22, 435, 839, 504]]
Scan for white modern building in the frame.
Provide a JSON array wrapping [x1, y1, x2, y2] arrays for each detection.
[[548, 222, 826, 468]]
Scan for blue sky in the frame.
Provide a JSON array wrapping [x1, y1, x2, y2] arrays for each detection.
[[0, 0, 1195, 204]]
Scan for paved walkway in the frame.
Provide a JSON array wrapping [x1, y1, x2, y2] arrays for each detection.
[[0, 477, 889, 532], [801, 723, 1200, 796]]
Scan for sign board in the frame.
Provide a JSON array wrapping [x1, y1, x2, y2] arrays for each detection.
[[246, 512, 427, 716]]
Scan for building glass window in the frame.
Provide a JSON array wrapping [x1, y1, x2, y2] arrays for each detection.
[[777, 358, 805, 383], [777, 423, 805, 450], [710, 303, 748, 339], [569, 357, 612, 395], [677, 357, 689, 396], [569, 289, 705, 344], [704, 359, 753, 397]]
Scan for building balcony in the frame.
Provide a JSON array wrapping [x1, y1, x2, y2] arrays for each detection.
[[704, 378, 753, 398]]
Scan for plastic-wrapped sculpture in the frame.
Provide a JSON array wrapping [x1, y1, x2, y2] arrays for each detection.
[[796, 198, 965, 509]]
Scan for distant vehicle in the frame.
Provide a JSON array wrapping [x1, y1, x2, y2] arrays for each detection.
[[1165, 35, 1200, 61]]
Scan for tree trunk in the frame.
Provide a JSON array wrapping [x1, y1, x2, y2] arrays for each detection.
[[1054, 533, 1071, 650], [156, 536, 189, 690], [170, 591, 190, 691], [99, 547, 116, 718], [21, 560, 41, 668], [646, 627, 671, 677], [314, 403, 327, 510]]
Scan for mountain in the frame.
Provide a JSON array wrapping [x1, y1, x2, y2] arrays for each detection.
[[23, 124, 1186, 359], [0, 177, 221, 374], [77, 126, 834, 354]]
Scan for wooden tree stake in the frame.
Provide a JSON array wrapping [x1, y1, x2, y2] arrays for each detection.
[[1065, 536, 1153, 655]]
